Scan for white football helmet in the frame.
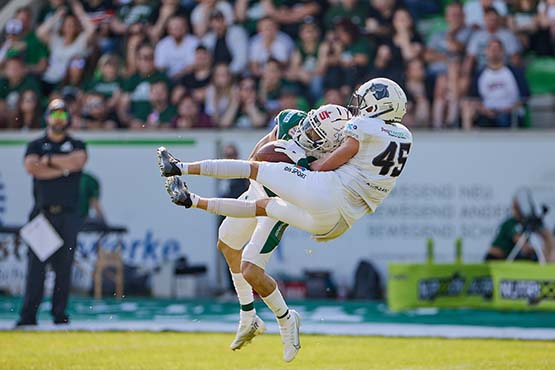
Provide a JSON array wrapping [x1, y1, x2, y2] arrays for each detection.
[[348, 77, 407, 123], [294, 104, 352, 153]]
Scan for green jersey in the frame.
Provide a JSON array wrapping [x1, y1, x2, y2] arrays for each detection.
[[79, 172, 100, 218], [123, 71, 169, 121]]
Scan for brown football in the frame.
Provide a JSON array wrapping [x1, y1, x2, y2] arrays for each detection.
[[253, 142, 294, 163]]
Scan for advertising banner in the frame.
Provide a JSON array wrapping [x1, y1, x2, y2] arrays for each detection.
[[388, 262, 555, 311], [491, 261, 555, 311], [388, 263, 493, 311]]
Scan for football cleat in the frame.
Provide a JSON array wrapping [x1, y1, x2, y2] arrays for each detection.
[[165, 176, 193, 208], [230, 315, 266, 351], [157, 146, 182, 177], [279, 310, 301, 362]]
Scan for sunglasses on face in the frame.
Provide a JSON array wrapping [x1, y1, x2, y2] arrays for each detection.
[[49, 110, 68, 121]]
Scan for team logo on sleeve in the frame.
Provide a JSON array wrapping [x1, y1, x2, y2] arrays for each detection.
[[283, 165, 307, 179], [370, 83, 389, 100]]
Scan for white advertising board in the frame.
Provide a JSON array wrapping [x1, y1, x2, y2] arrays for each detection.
[[1, 131, 555, 294]]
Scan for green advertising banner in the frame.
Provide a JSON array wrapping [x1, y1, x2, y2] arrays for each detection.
[[389, 262, 555, 311], [388, 264, 493, 311], [490, 262, 555, 311]]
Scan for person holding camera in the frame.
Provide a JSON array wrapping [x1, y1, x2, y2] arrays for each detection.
[[485, 193, 555, 262], [16, 98, 87, 327]]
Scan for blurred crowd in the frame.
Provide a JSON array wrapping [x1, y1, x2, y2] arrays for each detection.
[[0, 0, 554, 131]]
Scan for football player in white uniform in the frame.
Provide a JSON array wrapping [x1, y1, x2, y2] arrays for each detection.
[[157, 77, 413, 361], [214, 104, 349, 362], [174, 104, 350, 362]]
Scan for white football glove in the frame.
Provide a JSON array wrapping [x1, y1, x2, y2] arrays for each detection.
[[274, 139, 306, 164]]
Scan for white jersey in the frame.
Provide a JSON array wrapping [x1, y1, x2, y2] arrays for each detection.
[[334, 116, 413, 226]]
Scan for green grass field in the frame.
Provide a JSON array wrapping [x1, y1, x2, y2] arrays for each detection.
[[1, 332, 554, 370]]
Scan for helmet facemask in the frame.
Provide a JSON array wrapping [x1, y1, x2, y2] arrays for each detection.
[[295, 115, 327, 152], [347, 93, 363, 117]]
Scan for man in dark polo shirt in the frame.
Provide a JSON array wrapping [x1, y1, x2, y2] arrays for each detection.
[[485, 193, 555, 262], [17, 98, 87, 327]]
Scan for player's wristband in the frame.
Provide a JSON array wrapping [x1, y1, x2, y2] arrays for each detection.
[[296, 156, 317, 170]]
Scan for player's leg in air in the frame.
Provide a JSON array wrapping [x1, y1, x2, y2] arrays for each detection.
[[216, 189, 266, 351], [239, 216, 302, 362], [158, 148, 342, 236]]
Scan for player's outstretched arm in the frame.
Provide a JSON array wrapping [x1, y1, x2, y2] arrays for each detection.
[[247, 126, 278, 160], [309, 137, 359, 171]]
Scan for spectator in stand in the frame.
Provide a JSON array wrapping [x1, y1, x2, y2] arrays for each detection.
[[1, 7, 49, 75], [79, 91, 119, 130], [464, 0, 508, 29], [59, 56, 87, 93], [403, 0, 442, 21], [390, 8, 424, 63], [204, 63, 235, 124], [9, 90, 43, 130], [278, 84, 310, 112], [462, 39, 530, 129], [463, 7, 521, 92], [173, 45, 213, 105], [404, 58, 431, 128], [173, 94, 214, 129], [318, 87, 347, 106], [191, 0, 235, 38], [122, 20, 149, 76], [258, 58, 292, 115], [61, 88, 83, 130], [0, 54, 42, 120], [154, 15, 199, 80], [248, 17, 294, 78], [219, 76, 267, 129], [37, 1, 95, 94], [130, 80, 176, 129], [84, 53, 122, 113], [234, 0, 268, 35], [286, 18, 326, 103], [110, 0, 156, 37], [262, 0, 321, 37], [119, 43, 169, 127], [425, 2, 472, 128], [507, 0, 539, 53], [37, 0, 66, 24], [149, 0, 186, 43], [321, 19, 372, 95], [365, 0, 398, 41], [324, 0, 369, 31], [536, 0, 555, 55], [0, 20, 25, 67], [82, 0, 117, 54], [368, 44, 404, 85], [202, 10, 248, 76]]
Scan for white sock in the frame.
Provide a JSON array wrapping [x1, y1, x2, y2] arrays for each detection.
[[177, 162, 188, 174], [200, 160, 251, 179], [206, 198, 256, 218], [190, 193, 200, 207], [231, 271, 255, 322], [262, 287, 289, 320]]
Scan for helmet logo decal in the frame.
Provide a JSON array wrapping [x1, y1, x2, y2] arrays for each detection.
[[318, 110, 331, 121], [369, 83, 389, 100]]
